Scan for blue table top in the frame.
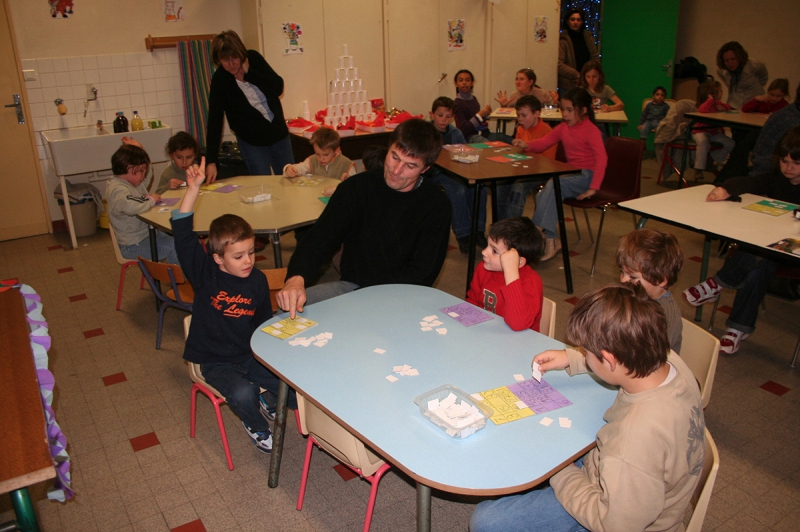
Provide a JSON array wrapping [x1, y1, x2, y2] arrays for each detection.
[[251, 285, 617, 495]]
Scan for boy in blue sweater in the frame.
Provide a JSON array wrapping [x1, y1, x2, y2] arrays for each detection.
[[170, 157, 283, 453]]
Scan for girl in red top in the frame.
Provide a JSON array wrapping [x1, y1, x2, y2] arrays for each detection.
[[741, 78, 790, 114], [513, 87, 607, 261], [691, 80, 735, 182]]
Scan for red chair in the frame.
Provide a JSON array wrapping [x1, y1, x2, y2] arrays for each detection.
[[657, 140, 722, 188], [563, 136, 644, 276], [108, 223, 145, 310]]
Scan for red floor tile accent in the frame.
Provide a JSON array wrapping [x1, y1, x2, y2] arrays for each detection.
[[69, 294, 87, 303], [130, 432, 161, 452], [171, 519, 207, 532], [57, 267, 74, 274], [447, 244, 457, 251], [102, 372, 127, 386], [688, 256, 703, 263], [333, 463, 358, 481], [83, 328, 105, 339], [568, 250, 580, 257], [564, 296, 579, 305], [717, 305, 732, 315], [255, 255, 267, 262], [760, 381, 791, 396], [48, 244, 63, 251]]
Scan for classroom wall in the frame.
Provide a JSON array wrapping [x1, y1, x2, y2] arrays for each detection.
[[675, 0, 800, 103]]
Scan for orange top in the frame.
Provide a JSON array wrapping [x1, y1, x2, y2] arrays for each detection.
[[516, 120, 557, 160]]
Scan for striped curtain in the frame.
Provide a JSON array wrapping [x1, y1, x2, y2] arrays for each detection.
[[177, 40, 216, 149]]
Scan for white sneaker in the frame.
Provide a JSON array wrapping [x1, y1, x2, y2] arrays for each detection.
[[719, 328, 749, 355], [242, 422, 272, 453], [683, 278, 722, 306]]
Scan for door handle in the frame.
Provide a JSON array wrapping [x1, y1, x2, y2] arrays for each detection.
[[4, 94, 25, 124], [660, 60, 673, 78], [438, 73, 447, 83]]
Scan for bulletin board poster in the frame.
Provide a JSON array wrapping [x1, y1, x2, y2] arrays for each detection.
[[448, 19, 465, 51], [283, 22, 304, 55], [164, 0, 184, 22], [534, 16, 548, 43]]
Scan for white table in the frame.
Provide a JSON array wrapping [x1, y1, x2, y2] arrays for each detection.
[[251, 285, 618, 531], [137, 174, 339, 267], [490, 107, 629, 136]]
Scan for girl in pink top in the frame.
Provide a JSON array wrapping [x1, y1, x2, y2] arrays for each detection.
[[512, 87, 607, 261]]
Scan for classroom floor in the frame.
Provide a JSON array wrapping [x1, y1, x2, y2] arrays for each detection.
[[2, 157, 800, 532]]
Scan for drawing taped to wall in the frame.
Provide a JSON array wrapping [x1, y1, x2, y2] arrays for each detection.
[[164, 0, 184, 22], [448, 19, 465, 51], [49, 0, 74, 19], [534, 16, 548, 43], [283, 22, 304, 55]]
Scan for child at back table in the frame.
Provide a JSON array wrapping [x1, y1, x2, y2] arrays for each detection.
[[691, 79, 735, 182], [470, 282, 705, 532], [283, 127, 356, 197], [742, 78, 790, 114], [453, 69, 492, 143], [171, 157, 296, 454], [638, 86, 669, 139], [617, 228, 685, 353], [154, 131, 198, 194], [106, 143, 179, 265], [467, 217, 544, 332], [580, 60, 625, 113]]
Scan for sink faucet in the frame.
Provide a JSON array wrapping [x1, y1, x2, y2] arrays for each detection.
[[84, 87, 98, 118]]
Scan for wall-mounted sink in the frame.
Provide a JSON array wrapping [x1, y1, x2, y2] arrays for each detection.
[[41, 124, 173, 176]]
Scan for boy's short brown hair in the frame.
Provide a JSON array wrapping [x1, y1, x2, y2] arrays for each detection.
[[207, 214, 255, 257], [488, 217, 544, 268], [309, 127, 341, 151], [567, 282, 669, 378], [166, 131, 199, 156], [616, 229, 683, 288], [111, 144, 150, 176], [515, 95, 542, 113], [390, 118, 443, 168], [431, 96, 456, 114]]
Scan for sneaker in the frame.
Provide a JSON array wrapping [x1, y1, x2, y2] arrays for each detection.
[[242, 422, 272, 453], [474, 233, 488, 250], [682, 278, 722, 306], [540, 238, 562, 262], [690, 168, 705, 182], [259, 392, 276, 422], [456, 237, 471, 254], [719, 328, 749, 355]]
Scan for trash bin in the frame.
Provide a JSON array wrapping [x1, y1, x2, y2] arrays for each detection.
[[58, 198, 97, 237]]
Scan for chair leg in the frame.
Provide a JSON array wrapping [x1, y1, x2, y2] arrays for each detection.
[[156, 303, 168, 350], [708, 298, 719, 332], [117, 263, 131, 311], [582, 208, 594, 245], [140, 274, 146, 290], [791, 336, 800, 368], [631, 213, 638, 229], [589, 207, 607, 277], [190, 384, 199, 438], [211, 396, 235, 471], [297, 436, 316, 511], [363, 463, 392, 532], [570, 206, 581, 242]]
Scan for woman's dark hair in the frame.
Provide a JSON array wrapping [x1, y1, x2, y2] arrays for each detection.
[[771, 126, 800, 172], [212, 30, 248, 66], [562, 87, 595, 123], [562, 8, 584, 30], [716, 41, 749, 71]]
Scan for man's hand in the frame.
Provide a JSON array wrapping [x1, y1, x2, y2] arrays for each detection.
[[706, 186, 730, 202], [575, 188, 597, 201], [276, 276, 307, 319], [205, 162, 218, 184], [534, 349, 569, 373]]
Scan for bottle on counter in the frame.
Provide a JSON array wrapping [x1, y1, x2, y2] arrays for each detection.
[[113, 111, 129, 133], [130, 111, 144, 132]]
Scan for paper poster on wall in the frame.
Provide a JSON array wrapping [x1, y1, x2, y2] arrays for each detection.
[[283, 22, 304, 55], [49, 1, 74, 19], [164, 0, 184, 22], [447, 19, 465, 51], [534, 17, 548, 43]]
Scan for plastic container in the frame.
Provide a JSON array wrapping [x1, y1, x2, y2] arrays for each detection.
[[130, 111, 144, 131], [413, 384, 493, 439], [113, 112, 128, 133], [239, 184, 273, 204], [57, 198, 97, 237], [450, 145, 481, 164]]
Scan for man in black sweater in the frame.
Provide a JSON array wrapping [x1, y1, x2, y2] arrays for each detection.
[[277, 119, 452, 318]]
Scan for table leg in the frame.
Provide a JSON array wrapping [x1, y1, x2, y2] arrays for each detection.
[[147, 225, 161, 311], [416, 482, 432, 532], [10, 487, 40, 532], [465, 183, 484, 294], [552, 177, 573, 294], [267, 379, 290, 488], [271, 233, 282, 268], [678, 120, 696, 188], [59, 175, 78, 250], [636, 216, 649, 230], [695, 236, 712, 322]]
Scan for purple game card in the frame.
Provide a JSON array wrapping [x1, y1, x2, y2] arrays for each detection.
[[212, 184, 240, 193], [508, 379, 573, 414], [440, 302, 494, 327], [156, 197, 179, 206]]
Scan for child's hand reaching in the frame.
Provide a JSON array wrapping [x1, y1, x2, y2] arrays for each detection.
[[511, 139, 530, 150], [599, 104, 610, 113], [480, 104, 492, 118], [494, 91, 511, 107], [285, 165, 299, 178], [185, 157, 206, 189], [169, 179, 184, 190], [534, 349, 569, 373], [575, 189, 597, 201]]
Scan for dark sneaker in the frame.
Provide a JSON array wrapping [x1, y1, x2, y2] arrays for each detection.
[[474, 233, 488, 250], [259, 392, 276, 422], [456, 237, 471, 254], [242, 422, 272, 453]]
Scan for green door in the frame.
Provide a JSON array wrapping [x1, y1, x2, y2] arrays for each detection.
[[600, 0, 681, 141]]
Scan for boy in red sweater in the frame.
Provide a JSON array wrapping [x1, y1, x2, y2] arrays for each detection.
[[467, 217, 544, 332]]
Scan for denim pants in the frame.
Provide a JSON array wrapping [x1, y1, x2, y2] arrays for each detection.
[[692, 132, 735, 170], [496, 180, 539, 220], [201, 357, 295, 433], [429, 173, 488, 239], [639, 119, 660, 139], [532, 170, 593, 239], [469, 458, 587, 532], [119, 231, 179, 265], [714, 250, 777, 333], [237, 134, 294, 176]]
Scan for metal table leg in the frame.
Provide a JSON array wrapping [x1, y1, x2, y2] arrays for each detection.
[[552, 177, 573, 294], [271, 233, 282, 268], [267, 379, 290, 488], [10, 487, 40, 532], [416, 482, 432, 532], [465, 182, 484, 294]]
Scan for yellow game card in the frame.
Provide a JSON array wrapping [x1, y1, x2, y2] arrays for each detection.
[[262, 317, 318, 340], [478, 385, 535, 425]]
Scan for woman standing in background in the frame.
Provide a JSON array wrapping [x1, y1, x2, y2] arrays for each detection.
[[716, 41, 768, 110], [557, 9, 600, 95]]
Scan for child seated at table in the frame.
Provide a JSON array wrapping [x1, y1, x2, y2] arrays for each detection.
[[470, 282, 704, 532], [171, 157, 295, 454], [638, 86, 669, 139], [617, 228, 685, 353], [579, 60, 625, 113], [742, 78, 790, 114], [466, 217, 544, 332], [283, 127, 356, 197], [155, 131, 198, 194], [496, 95, 558, 220], [453, 69, 492, 143], [106, 143, 179, 265], [691, 79, 735, 182], [495, 68, 557, 109], [684, 126, 800, 354]]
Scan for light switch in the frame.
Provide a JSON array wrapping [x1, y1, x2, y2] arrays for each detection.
[[23, 69, 36, 81]]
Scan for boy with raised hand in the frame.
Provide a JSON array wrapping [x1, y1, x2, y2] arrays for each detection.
[[470, 282, 705, 532], [170, 157, 284, 454]]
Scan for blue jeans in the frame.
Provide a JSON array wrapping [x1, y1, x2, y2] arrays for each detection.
[[470, 459, 588, 532], [714, 250, 777, 333], [119, 231, 179, 265], [496, 180, 539, 220], [532, 170, 593, 239], [237, 134, 294, 175], [429, 172, 488, 239], [201, 356, 296, 433], [640, 119, 660, 139]]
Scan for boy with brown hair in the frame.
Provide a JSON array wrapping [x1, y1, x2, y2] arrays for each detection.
[[284, 127, 356, 196], [170, 157, 286, 454], [470, 282, 705, 532], [617, 228, 685, 353]]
